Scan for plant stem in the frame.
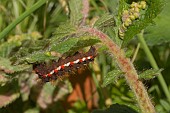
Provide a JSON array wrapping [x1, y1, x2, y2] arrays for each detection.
[[137, 30, 170, 102], [80, 0, 89, 26], [82, 27, 156, 113], [132, 43, 140, 63], [0, 0, 48, 40]]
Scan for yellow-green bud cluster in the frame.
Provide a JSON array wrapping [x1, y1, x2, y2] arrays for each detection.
[[119, 1, 146, 38]]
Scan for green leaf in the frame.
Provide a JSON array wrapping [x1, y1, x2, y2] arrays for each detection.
[[42, 83, 56, 96], [51, 23, 77, 42], [0, 73, 10, 86], [69, 0, 83, 25], [22, 33, 100, 63], [18, 74, 34, 101], [102, 70, 123, 87], [0, 33, 43, 59], [125, 48, 134, 58], [0, 57, 15, 74], [49, 23, 78, 54], [50, 35, 100, 55], [160, 99, 170, 112], [22, 51, 57, 63], [122, 0, 164, 47], [92, 104, 138, 113], [139, 69, 163, 80], [0, 57, 30, 74], [68, 35, 100, 53], [37, 83, 56, 108], [0, 42, 20, 57], [68, 100, 88, 113], [49, 38, 79, 54], [13, 39, 50, 62], [12, 64, 31, 72], [145, 0, 170, 46], [94, 13, 115, 30], [118, 0, 129, 18]]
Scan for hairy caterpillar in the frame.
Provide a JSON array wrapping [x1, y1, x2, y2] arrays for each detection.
[[33, 46, 97, 82]]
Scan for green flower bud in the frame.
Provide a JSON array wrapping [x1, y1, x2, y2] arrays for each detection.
[[130, 2, 138, 8], [134, 12, 140, 18], [134, 7, 140, 13], [129, 15, 136, 20], [124, 19, 132, 26], [140, 1, 146, 9]]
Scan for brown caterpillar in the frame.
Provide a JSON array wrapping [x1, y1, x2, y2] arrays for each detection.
[[33, 46, 97, 82]]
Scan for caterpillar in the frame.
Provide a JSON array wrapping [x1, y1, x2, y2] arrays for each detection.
[[33, 46, 97, 82]]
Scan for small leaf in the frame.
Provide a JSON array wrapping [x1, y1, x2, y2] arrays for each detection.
[[22, 51, 57, 63], [69, 0, 83, 25], [0, 73, 10, 86], [12, 65, 31, 72], [0, 57, 15, 74], [0, 57, 30, 74], [102, 70, 123, 87], [94, 14, 115, 30], [125, 49, 134, 58], [68, 100, 88, 113], [92, 104, 138, 113], [51, 23, 77, 42], [49, 38, 79, 54], [68, 35, 100, 53], [139, 69, 163, 80]]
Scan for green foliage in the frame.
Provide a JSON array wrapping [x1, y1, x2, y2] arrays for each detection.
[[159, 99, 170, 112], [66, 35, 100, 53], [139, 69, 163, 80], [0, 73, 9, 86], [40, 83, 57, 100], [0, 41, 20, 57], [23, 29, 100, 63], [50, 35, 100, 54], [51, 23, 77, 43], [145, 0, 170, 46], [0, 57, 30, 74], [21, 51, 57, 63], [50, 38, 79, 53], [92, 104, 138, 113], [122, 0, 164, 46], [0, 0, 48, 39], [102, 70, 123, 87], [0, 0, 168, 112], [68, 100, 89, 113], [94, 13, 115, 30], [69, 0, 83, 25]]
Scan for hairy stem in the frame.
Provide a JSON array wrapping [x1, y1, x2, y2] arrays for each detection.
[[80, 0, 89, 26], [0, 0, 48, 40], [137, 30, 170, 102], [82, 27, 156, 113]]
